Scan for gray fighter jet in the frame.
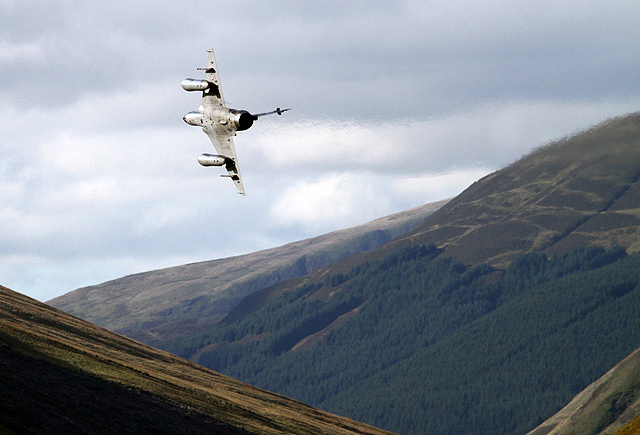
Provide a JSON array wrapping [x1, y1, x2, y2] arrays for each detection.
[[182, 48, 289, 195]]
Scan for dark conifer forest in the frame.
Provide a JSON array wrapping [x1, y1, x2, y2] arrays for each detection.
[[163, 245, 640, 434]]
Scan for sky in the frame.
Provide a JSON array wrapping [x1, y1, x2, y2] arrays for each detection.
[[3, 0, 640, 301]]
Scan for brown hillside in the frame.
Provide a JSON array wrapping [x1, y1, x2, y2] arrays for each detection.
[[386, 113, 640, 266], [0, 284, 394, 435], [527, 346, 640, 435]]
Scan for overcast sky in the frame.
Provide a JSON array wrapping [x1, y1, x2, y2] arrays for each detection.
[[3, 0, 640, 301]]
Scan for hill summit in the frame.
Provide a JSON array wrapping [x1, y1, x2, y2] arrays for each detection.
[[388, 113, 640, 265]]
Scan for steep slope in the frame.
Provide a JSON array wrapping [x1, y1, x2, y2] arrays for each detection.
[[527, 345, 640, 435], [0, 284, 393, 435], [388, 113, 640, 265], [49, 201, 447, 341], [0, 349, 249, 435]]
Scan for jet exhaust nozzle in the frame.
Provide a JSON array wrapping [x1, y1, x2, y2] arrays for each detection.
[[230, 110, 256, 131]]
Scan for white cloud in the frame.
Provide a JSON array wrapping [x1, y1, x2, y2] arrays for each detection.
[[268, 167, 492, 234], [0, 41, 43, 64], [269, 173, 388, 233]]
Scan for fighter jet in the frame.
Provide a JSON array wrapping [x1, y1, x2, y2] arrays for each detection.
[[182, 48, 289, 195]]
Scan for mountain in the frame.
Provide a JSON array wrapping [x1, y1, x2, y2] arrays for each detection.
[[182, 244, 640, 435], [221, 112, 640, 324], [49, 200, 447, 343], [386, 113, 640, 265], [0, 284, 393, 435], [527, 345, 640, 435], [153, 113, 640, 435], [46, 112, 640, 435]]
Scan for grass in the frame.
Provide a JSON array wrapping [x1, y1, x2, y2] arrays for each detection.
[[613, 415, 640, 435], [0, 284, 394, 435], [527, 345, 640, 435], [379, 112, 640, 266]]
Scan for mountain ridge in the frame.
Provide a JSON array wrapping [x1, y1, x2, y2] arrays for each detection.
[[259, 113, 640, 291], [49, 200, 448, 341], [388, 114, 640, 265]]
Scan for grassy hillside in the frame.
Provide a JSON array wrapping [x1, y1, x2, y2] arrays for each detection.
[[387, 113, 640, 265], [527, 346, 640, 435], [0, 284, 393, 435], [613, 415, 640, 435], [0, 349, 249, 435], [49, 201, 446, 342]]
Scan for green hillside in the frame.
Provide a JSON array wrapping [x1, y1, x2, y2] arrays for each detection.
[[319, 249, 640, 434], [169, 245, 640, 435]]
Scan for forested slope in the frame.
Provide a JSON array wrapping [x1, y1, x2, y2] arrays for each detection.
[[162, 245, 640, 435]]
